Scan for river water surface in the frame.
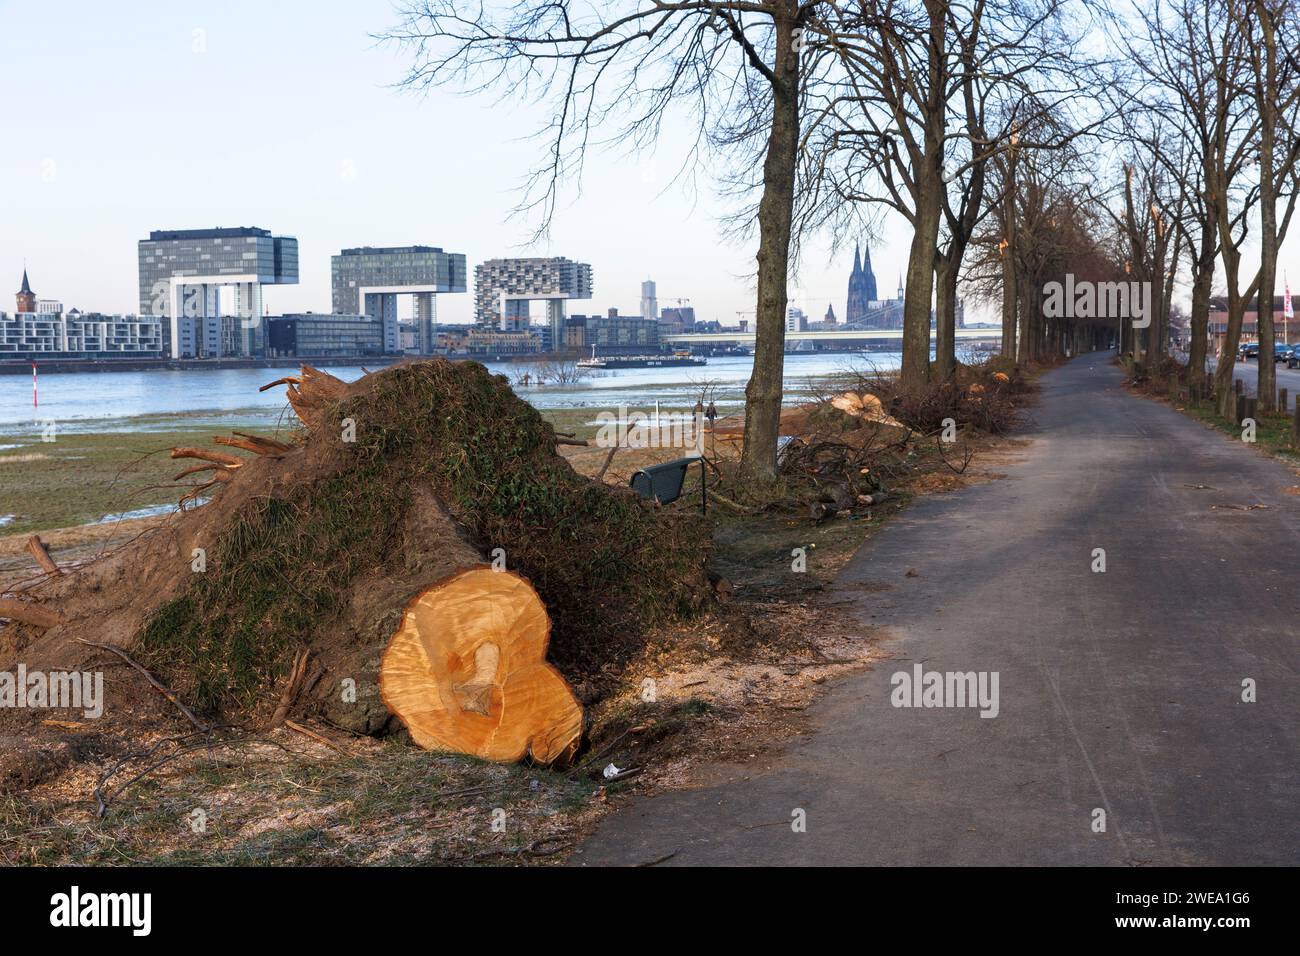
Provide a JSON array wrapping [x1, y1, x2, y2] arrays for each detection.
[[0, 351, 904, 437]]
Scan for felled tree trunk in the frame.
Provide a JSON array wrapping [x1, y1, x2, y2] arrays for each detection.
[[380, 568, 583, 765]]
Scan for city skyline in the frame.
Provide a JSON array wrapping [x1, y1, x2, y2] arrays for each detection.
[[3, 227, 902, 333], [0, 1, 911, 330]]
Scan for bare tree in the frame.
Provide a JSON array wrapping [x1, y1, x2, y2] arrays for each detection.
[[1120, 0, 1221, 378], [804, 0, 1092, 383], [1238, 0, 1300, 410], [381, 1, 856, 483], [1125, 0, 1300, 408], [935, 9, 996, 380], [513, 356, 585, 386], [989, 124, 1022, 359], [1124, 0, 1300, 410], [1098, 145, 1187, 365], [968, 104, 1120, 360]]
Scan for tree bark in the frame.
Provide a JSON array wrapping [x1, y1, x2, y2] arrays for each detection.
[[1188, 233, 1214, 378], [899, 3, 947, 388], [1213, 270, 1245, 415], [1254, 0, 1280, 412], [902, 192, 940, 386], [934, 254, 958, 379], [999, 150, 1019, 362], [1190, 260, 1211, 379], [1018, 274, 1037, 363], [739, 2, 800, 483]]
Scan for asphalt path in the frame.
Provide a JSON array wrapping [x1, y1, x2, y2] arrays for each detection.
[[572, 355, 1300, 866]]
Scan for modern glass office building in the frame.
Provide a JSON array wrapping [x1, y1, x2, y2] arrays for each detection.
[[564, 313, 659, 353], [330, 246, 466, 353], [330, 246, 466, 311], [266, 313, 395, 359], [137, 227, 299, 358]]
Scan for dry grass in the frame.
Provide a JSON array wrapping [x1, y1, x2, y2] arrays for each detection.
[[1, 732, 606, 866]]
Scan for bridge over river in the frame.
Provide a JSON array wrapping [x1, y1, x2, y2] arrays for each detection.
[[663, 328, 1002, 345]]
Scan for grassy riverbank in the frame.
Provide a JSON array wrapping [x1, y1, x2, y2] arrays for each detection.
[[0, 409, 618, 537], [0, 425, 233, 536]]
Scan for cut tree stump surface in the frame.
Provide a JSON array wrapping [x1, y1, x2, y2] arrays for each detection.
[[380, 568, 583, 765]]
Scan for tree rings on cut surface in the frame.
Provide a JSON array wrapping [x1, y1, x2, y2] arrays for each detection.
[[379, 568, 583, 765]]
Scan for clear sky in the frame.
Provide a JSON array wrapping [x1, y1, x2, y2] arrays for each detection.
[[0, 0, 910, 326]]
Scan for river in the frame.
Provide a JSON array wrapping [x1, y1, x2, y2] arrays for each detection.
[[0, 351, 903, 437]]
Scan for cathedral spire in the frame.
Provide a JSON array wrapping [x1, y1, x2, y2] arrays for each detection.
[[861, 242, 877, 301], [852, 243, 862, 276], [15, 267, 36, 314]]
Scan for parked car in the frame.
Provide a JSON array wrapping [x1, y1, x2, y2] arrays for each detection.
[[1276, 344, 1293, 363], [1240, 342, 1260, 361]]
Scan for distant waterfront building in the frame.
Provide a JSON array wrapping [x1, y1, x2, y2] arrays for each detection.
[[564, 310, 658, 353], [464, 327, 541, 357], [266, 313, 397, 359], [15, 269, 36, 314], [841, 246, 910, 330], [846, 243, 879, 326], [138, 227, 299, 359], [426, 324, 471, 354], [640, 279, 659, 320], [785, 307, 808, 333], [474, 257, 593, 347], [5, 269, 162, 358], [824, 303, 837, 326], [658, 305, 695, 335], [1, 310, 162, 359], [330, 245, 467, 354]]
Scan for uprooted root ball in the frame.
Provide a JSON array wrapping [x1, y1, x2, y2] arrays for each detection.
[[10, 360, 712, 734]]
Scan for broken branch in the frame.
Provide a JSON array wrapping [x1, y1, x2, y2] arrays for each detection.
[[173, 464, 236, 481], [594, 445, 619, 481], [214, 433, 291, 456], [25, 535, 60, 576], [283, 718, 347, 754], [169, 447, 244, 468], [0, 597, 65, 629], [76, 639, 210, 732], [268, 649, 312, 730]]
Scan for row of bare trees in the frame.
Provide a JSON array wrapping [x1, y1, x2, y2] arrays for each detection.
[[379, 0, 1300, 482], [804, 1, 1103, 380], [1113, 0, 1300, 412]]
